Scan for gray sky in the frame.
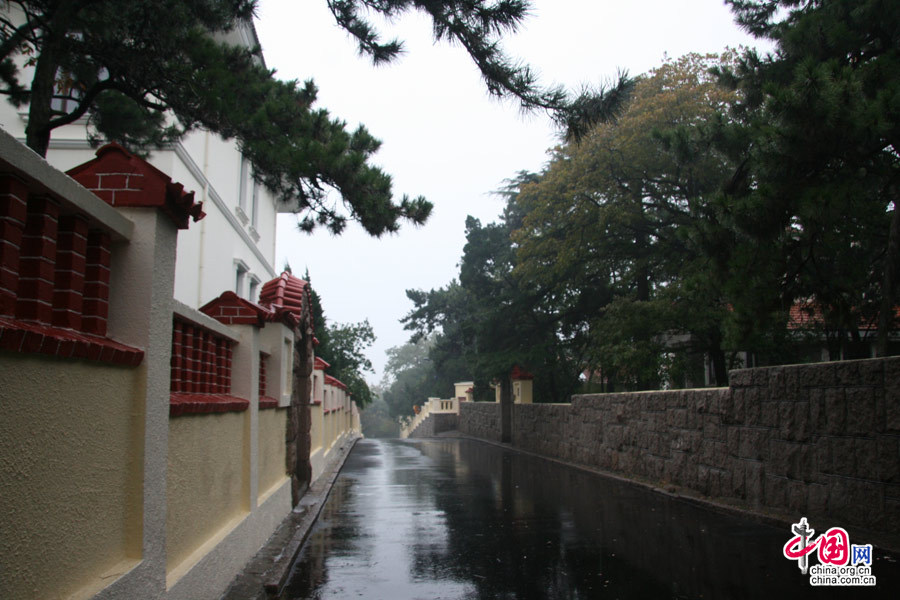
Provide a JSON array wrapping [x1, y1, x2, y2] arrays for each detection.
[[256, 0, 767, 383]]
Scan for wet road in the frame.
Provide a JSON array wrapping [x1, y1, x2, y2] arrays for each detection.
[[280, 438, 899, 599]]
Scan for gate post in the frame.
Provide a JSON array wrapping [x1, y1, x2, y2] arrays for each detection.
[[500, 376, 512, 443]]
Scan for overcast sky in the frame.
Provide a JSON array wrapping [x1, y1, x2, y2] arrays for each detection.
[[255, 0, 767, 384]]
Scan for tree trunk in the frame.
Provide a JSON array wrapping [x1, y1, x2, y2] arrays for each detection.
[[877, 196, 900, 356], [24, 43, 59, 157], [499, 376, 512, 443], [707, 328, 727, 386]]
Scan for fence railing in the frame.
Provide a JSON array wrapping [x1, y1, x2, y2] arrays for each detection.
[[400, 396, 459, 438]]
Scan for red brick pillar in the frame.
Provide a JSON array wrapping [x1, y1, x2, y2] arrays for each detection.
[[0, 175, 28, 317], [51, 214, 89, 329], [82, 230, 111, 336], [16, 196, 59, 322]]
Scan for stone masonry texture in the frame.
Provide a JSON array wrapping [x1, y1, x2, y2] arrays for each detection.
[[458, 357, 900, 537], [408, 414, 458, 438]]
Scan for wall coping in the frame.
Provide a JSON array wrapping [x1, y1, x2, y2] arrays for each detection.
[[0, 128, 132, 241], [173, 299, 240, 342]]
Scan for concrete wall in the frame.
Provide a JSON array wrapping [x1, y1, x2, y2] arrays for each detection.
[[258, 408, 289, 502], [0, 130, 297, 600], [0, 355, 143, 600], [166, 412, 248, 584], [459, 357, 900, 537]]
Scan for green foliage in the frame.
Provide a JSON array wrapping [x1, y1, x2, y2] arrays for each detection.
[[379, 334, 461, 417], [305, 269, 375, 406], [513, 53, 744, 388], [404, 176, 584, 401], [357, 394, 399, 438], [0, 0, 631, 235], [319, 320, 376, 407], [0, 0, 431, 235], [716, 0, 900, 355]]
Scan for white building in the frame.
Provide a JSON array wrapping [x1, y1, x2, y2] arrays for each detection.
[[0, 18, 279, 310]]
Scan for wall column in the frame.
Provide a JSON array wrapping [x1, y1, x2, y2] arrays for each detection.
[[94, 208, 178, 600]]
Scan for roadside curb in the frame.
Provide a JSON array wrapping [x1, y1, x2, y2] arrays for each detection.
[[220, 435, 362, 600]]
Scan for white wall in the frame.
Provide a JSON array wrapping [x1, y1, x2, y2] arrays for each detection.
[[0, 16, 279, 312]]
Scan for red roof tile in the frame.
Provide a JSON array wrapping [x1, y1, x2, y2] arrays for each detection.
[[510, 365, 534, 380], [314, 356, 330, 370], [67, 143, 204, 229], [259, 272, 311, 325], [324, 374, 347, 391]]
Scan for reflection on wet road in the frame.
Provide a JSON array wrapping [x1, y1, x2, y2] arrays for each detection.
[[281, 438, 898, 599]]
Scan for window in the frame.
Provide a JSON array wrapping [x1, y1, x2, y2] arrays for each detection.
[[251, 180, 259, 228], [238, 157, 249, 212], [248, 275, 261, 303], [234, 259, 249, 298]]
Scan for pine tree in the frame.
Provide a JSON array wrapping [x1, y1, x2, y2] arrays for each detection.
[[718, 0, 900, 354], [0, 0, 628, 235]]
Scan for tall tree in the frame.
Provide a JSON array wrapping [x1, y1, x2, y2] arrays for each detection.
[[717, 0, 900, 355], [319, 320, 377, 407], [404, 180, 583, 401], [305, 269, 376, 406], [514, 53, 743, 388], [380, 334, 462, 417], [0, 0, 629, 235]]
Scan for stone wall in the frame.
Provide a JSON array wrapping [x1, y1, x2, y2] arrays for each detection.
[[460, 357, 900, 538], [408, 413, 459, 438], [459, 402, 503, 442]]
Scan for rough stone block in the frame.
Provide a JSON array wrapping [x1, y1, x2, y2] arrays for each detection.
[[767, 439, 789, 477], [760, 401, 779, 428], [845, 387, 876, 436], [824, 388, 846, 435], [789, 444, 813, 482], [729, 368, 751, 387], [744, 387, 762, 426], [854, 438, 879, 481], [668, 407, 688, 428], [739, 428, 766, 461], [720, 392, 735, 424], [732, 388, 747, 424], [745, 460, 764, 506], [808, 483, 828, 515], [787, 479, 808, 513], [749, 367, 770, 386], [779, 401, 810, 442], [884, 498, 900, 537], [857, 359, 885, 386], [877, 435, 900, 483], [831, 437, 856, 476], [726, 426, 740, 457], [809, 396, 825, 433], [814, 437, 832, 476], [797, 361, 836, 388], [703, 415, 725, 441], [765, 474, 788, 510], [884, 383, 900, 433], [698, 464, 711, 495], [729, 458, 746, 499]]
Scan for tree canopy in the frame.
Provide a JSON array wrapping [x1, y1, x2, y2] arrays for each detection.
[[0, 0, 629, 235], [714, 0, 900, 356], [306, 269, 376, 406]]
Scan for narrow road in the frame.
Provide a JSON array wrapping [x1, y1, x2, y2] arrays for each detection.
[[279, 438, 897, 599]]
